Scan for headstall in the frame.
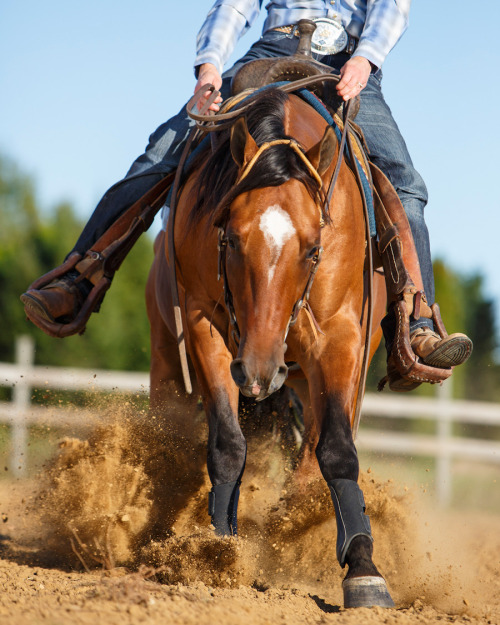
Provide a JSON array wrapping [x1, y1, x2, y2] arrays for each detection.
[[217, 139, 326, 346]]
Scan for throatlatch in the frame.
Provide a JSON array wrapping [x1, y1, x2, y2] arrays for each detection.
[[328, 478, 373, 567]]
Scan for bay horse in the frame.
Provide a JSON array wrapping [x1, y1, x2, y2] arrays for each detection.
[[146, 87, 391, 608]]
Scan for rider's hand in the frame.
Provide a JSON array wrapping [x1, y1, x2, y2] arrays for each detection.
[[337, 56, 373, 101], [194, 63, 223, 113]]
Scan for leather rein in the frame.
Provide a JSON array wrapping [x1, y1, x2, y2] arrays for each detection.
[[170, 76, 373, 436]]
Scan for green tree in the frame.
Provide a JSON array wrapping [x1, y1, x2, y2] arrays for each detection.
[[433, 259, 500, 401], [0, 154, 154, 371]]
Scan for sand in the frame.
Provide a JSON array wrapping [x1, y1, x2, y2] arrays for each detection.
[[0, 402, 498, 625]]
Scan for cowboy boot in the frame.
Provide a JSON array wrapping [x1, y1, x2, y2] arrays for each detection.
[[386, 326, 473, 392], [410, 326, 472, 368], [20, 271, 89, 325]]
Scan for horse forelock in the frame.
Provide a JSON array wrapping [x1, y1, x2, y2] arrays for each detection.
[[187, 88, 325, 229]]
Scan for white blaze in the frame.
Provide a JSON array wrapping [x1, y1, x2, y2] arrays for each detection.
[[259, 205, 296, 284]]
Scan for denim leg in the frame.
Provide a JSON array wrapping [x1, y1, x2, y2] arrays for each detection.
[[355, 76, 434, 303], [71, 105, 196, 254], [71, 31, 299, 255]]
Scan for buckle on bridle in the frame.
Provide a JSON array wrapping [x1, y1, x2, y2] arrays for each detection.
[[288, 245, 323, 329], [217, 227, 227, 281]]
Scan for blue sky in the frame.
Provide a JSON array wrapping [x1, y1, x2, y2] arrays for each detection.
[[2, 1, 500, 339]]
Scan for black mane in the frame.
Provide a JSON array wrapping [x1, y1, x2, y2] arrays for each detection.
[[186, 88, 325, 227]]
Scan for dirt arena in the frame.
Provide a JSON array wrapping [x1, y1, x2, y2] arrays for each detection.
[[1, 406, 499, 625]]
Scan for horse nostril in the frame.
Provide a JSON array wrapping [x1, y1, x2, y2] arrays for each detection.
[[270, 364, 288, 392], [230, 359, 248, 387], [278, 364, 288, 378]]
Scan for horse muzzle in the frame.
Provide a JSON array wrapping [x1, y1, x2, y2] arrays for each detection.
[[230, 358, 288, 401]]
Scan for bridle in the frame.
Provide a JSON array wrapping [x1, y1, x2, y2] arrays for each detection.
[[237, 138, 326, 227], [217, 227, 323, 347], [216, 137, 326, 347]]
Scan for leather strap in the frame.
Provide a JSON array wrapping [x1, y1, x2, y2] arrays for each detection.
[[186, 73, 353, 133], [166, 128, 201, 395], [346, 126, 374, 440], [25, 172, 175, 338]]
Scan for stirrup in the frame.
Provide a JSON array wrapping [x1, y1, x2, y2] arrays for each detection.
[[23, 172, 175, 339], [378, 297, 453, 392]]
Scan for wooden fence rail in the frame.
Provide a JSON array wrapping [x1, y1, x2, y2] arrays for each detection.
[[2, 336, 500, 506]]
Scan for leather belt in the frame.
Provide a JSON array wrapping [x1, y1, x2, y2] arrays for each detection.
[[272, 25, 358, 55]]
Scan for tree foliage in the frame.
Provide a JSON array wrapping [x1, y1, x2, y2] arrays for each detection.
[[0, 155, 153, 371], [434, 260, 499, 401]]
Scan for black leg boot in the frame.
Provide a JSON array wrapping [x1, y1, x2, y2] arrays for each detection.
[[208, 480, 241, 536], [328, 479, 394, 608]]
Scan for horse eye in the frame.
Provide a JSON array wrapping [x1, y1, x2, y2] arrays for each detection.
[[306, 246, 320, 260], [227, 236, 237, 250]]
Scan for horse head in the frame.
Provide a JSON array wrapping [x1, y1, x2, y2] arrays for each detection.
[[218, 106, 337, 400]]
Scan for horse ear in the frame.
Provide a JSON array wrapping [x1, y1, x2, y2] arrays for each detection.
[[230, 117, 259, 168], [306, 125, 337, 177]]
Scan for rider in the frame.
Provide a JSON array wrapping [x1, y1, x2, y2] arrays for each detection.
[[21, 0, 472, 387]]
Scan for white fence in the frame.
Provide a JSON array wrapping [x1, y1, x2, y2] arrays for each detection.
[[1, 336, 500, 506], [0, 336, 149, 478]]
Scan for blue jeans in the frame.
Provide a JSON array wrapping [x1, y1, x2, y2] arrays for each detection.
[[72, 30, 434, 337]]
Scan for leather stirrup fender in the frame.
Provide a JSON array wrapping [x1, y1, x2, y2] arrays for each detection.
[[24, 172, 175, 338], [369, 161, 453, 387], [370, 162, 422, 299]]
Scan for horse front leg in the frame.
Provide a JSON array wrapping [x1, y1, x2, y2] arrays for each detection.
[[205, 388, 247, 536], [187, 309, 247, 537], [310, 348, 395, 609]]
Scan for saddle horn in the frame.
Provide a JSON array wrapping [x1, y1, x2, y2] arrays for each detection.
[[230, 20, 359, 118]]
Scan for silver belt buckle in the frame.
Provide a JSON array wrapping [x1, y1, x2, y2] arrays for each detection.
[[309, 17, 348, 55]]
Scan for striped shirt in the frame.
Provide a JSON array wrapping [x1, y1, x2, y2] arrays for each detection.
[[195, 0, 410, 73]]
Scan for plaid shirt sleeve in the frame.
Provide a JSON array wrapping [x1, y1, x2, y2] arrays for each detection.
[[194, 0, 262, 74], [353, 0, 410, 68]]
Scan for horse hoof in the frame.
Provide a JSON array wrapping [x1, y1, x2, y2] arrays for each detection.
[[342, 576, 395, 609]]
